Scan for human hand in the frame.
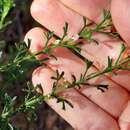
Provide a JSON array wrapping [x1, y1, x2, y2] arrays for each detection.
[[25, 0, 130, 130]]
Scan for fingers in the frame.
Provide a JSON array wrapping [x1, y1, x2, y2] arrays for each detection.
[[47, 47, 129, 118], [24, 27, 87, 81], [119, 101, 130, 130], [59, 0, 111, 22], [80, 33, 130, 91], [111, 0, 130, 47], [29, 0, 130, 90], [32, 66, 119, 130], [30, 0, 130, 91], [30, 0, 83, 37], [25, 28, 129, 118]]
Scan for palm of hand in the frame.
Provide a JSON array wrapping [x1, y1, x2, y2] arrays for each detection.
[[25, 0, 130, 130]]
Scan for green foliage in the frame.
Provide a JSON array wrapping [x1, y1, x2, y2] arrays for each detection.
[[0, 92, 16, 130], [0, 0, 15, 30], [0, 1, 129, 129], [79, 10, 120, 42]]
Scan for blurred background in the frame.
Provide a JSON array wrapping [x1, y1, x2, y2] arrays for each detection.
[[0, 0, 73, 130]]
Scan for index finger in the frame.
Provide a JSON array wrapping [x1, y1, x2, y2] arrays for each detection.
[[60, 0, 111, 22]]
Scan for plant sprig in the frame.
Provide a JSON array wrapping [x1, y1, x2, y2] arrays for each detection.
[[79, 10, 120, 43], [0, 19, 130, 106], [0, 18, 129, 108], [0, 5, 130, 129]]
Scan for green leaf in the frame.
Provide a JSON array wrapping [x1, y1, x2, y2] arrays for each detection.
[[115, 43, 126, 65], [83, 16, 87, 26], [79, 28, 92, 40], [121, 43, 126, 53], [44, 31, 54, 47], [56, 97, 73, 110], [63, 22, 68, 34], [103, 10, 111, 20], [96, 84, 109, 92], [0, 0, 15, 29], [85, 59, 93, 70], [107, 56, 113, 68]]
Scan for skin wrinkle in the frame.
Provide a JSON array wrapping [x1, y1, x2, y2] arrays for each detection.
[[76, 89, 117, 121], [59, 89, 89, 109], [79, 78, 129, 119], [77, 88, 129, 130], [59, 0, 95, 21], [59, 0, 111, 22], [119, 100, 130, 120], [81, 48, 106, 69]]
